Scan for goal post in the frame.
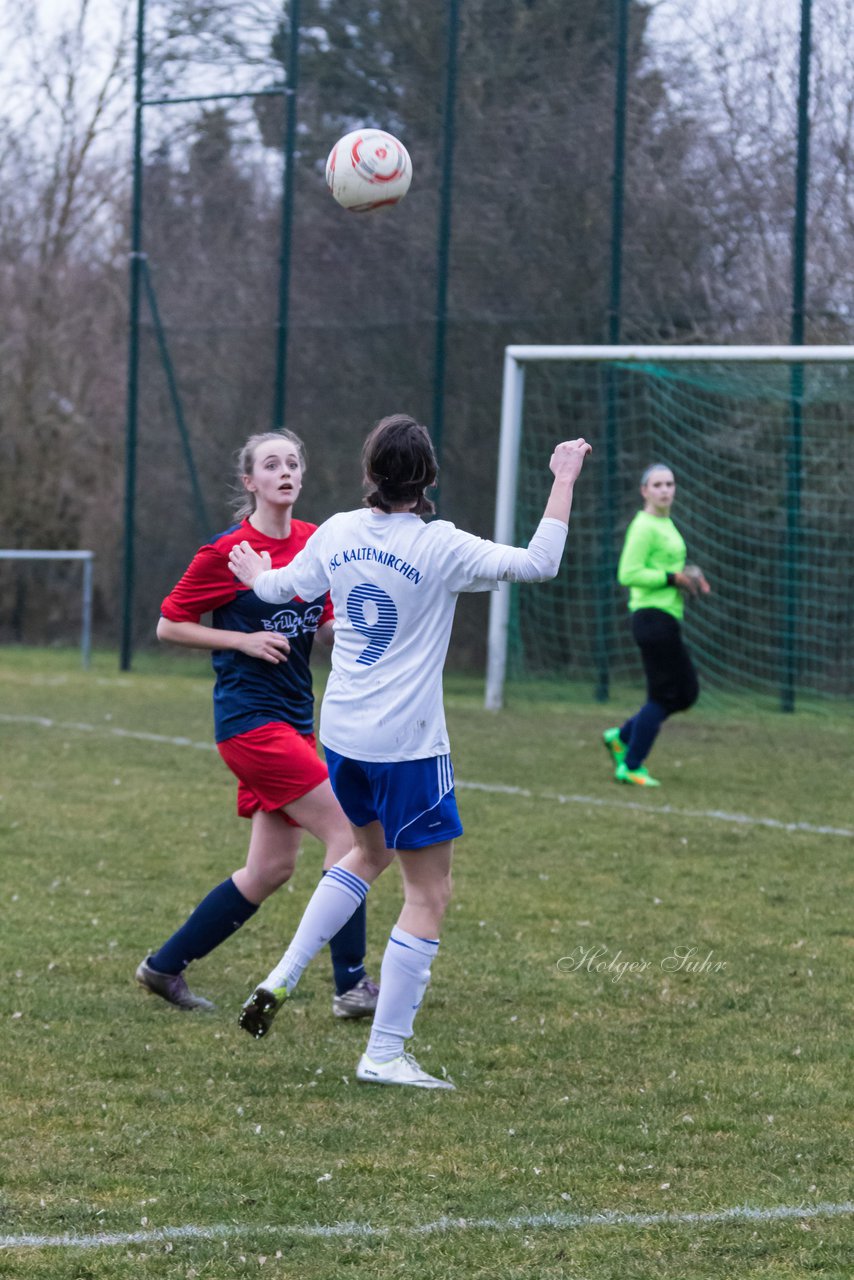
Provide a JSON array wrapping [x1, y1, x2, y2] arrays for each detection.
[[0, 550, 94, 669], [485, 345, 854, 712]]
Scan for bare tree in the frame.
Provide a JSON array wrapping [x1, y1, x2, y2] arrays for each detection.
[[649, 0, 854, 340], [0, 0, 134, 641]]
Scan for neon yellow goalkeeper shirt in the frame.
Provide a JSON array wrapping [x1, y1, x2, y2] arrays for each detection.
[[617, 511, 687, 620]]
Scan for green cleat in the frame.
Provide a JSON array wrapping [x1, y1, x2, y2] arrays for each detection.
[[602, 727, 627, 767], [238, 984, 288, 1039], [615, 762, 660, 788]]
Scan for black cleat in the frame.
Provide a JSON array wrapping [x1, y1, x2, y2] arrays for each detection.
[[238, 985, 287, 1039]]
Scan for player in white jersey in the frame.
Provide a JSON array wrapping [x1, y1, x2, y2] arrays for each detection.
[[228, 414, 591, 1088]]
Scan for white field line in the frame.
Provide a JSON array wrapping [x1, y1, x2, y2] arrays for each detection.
[[0, 713, 214, 751], [1, 1200, 852, 1250], [2, 712, 852, 839], [454, 780, 854, 838]]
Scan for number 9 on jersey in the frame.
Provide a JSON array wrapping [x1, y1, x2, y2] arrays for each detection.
[[347, 584, 398, 666]]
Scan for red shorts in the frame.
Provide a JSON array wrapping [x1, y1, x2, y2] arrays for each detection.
[[217, 722, 329, 823]]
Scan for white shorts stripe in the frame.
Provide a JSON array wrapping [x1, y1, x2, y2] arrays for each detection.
[[392, 754, 455, 847]]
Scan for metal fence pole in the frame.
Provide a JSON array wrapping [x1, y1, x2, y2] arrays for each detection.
[[782, 0, 812, 713], [272, 0, 302, 431], [81, 555, 94, 669], [595, 0, 630, 703], [431, 0, 460, 506], [121, 0, 147, 671]]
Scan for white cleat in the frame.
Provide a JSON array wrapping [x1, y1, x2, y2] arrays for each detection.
[[356, 1051, 455, 1090]]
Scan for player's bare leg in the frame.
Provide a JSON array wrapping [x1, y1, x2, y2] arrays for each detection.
[[239, 820, 392, 1039], [357, 839, 455, 1090], [232, 810, 302, 903]]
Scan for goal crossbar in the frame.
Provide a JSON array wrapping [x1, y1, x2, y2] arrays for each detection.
[[504, 344, 854, 362]]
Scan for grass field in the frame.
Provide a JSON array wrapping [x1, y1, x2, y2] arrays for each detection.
[[1, 647, 852, 1279]]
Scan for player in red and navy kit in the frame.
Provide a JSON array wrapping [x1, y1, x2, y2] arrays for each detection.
[[135, 430, 377, 1019]]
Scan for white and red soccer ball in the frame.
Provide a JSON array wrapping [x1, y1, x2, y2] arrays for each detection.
[[325, 129, 412, 213]]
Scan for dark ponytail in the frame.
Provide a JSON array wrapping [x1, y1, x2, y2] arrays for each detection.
[[361, 414, 438, 516]]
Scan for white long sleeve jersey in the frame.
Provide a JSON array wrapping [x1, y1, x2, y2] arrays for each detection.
[[252, 509, 568, 762]]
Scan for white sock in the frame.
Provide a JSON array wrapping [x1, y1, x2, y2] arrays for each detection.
[[263, 865, 369, 994], [366, 925, 439, 1063]]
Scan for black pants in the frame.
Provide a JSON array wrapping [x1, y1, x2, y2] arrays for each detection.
[[631, 608, 699, 716]]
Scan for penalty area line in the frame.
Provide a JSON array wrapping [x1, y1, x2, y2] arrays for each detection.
[[2, 713, 851, 839], [2, 1200, 853, 1250]]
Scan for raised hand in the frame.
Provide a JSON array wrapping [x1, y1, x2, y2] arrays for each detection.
[[549, 439, 592, 484]]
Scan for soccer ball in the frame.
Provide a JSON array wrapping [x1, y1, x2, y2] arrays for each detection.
[[325, 129, 412, 212]]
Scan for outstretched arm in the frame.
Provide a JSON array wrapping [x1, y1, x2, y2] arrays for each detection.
[[229, 535, 330, 604], [449, 439, 592, 588], [227, 544, 272, 591]]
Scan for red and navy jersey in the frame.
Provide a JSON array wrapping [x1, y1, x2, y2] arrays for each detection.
[[160, 518, 334, 743]]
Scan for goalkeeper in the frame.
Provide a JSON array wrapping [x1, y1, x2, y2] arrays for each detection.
[[603, 463, 710, 788]]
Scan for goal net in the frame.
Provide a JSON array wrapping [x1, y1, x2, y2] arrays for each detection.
[[485, 346, 854, 712]]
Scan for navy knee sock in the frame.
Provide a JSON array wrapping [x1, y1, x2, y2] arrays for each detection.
[[624, 700, 667, 771], [324, 870, 367, 995], [149, 877, 258, 975]]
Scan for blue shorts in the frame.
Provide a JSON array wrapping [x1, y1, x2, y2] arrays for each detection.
[[323, 749, 464, 850]]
